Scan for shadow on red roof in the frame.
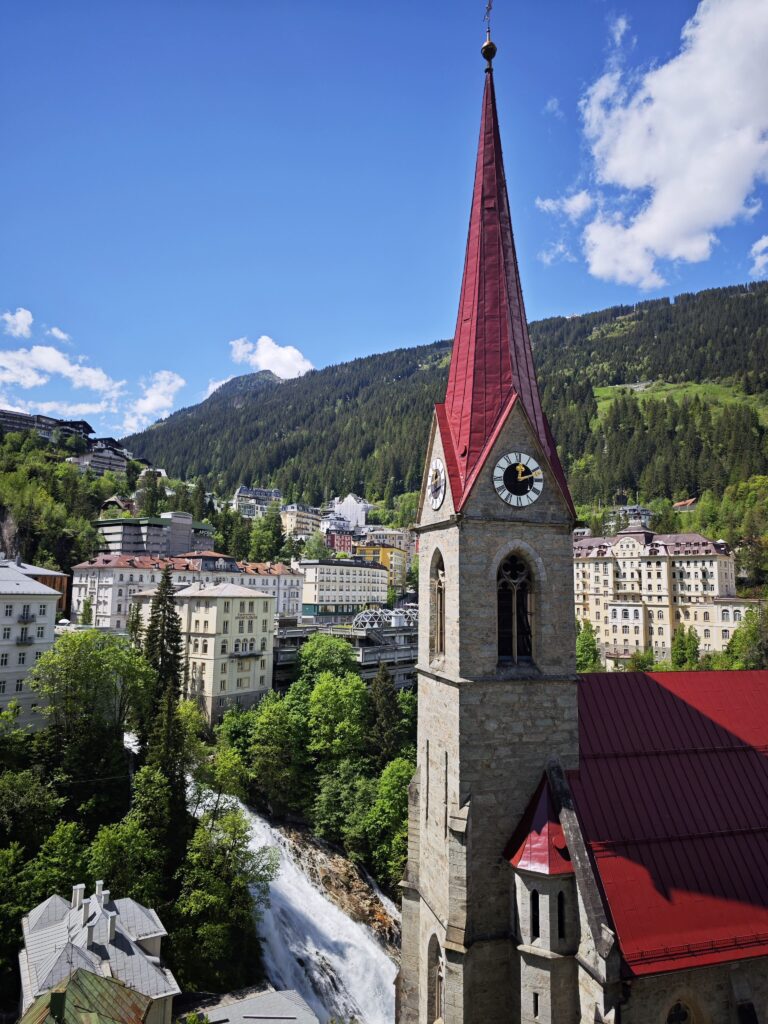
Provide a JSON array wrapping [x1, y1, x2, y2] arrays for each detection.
[[570, 670, 768, 976]]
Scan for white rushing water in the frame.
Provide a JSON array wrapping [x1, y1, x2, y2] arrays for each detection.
[[244, 806, 398, 1024]]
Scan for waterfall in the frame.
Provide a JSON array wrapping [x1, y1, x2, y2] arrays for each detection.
[[243, 806, 398, 1024]]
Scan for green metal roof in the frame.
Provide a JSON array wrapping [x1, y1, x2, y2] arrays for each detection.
[[20, 969, 151, 1024]]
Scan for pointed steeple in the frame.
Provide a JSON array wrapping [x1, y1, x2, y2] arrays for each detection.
[[441, 46, 573, 513]]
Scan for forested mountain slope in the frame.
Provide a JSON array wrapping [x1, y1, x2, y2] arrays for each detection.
[[124, 281, 768, 505]]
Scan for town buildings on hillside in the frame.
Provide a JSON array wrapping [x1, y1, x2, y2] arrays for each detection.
[[20, 882, 179, 1024], [71, 553, 302, 630], [135, 582, 275, 724], [574, 524, 759, 665], [231, 486, 282, 518], [95, 512, 214, 558], [324, 493, 374, 529], [0, 561, 60, 728], [300, 558, 388, 624]]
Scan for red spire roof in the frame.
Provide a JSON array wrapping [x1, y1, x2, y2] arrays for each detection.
[[441, 66, 573, 514], [504, 775, 574, 876]]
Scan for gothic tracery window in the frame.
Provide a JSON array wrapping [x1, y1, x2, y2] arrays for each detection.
[[430, 552, 446, 661], [497, 555, 532, 662]]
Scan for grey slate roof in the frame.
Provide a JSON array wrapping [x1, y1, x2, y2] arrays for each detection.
[[201, 990, 319, 1024], [0, 563, 60, 596], [20, 889, 179, 1012]]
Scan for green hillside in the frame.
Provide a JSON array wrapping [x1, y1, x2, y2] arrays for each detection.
[[124, 281, 768, 505]]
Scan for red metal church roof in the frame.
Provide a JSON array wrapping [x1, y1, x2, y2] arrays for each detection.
[[441, 67, 573, 515], [570, 671, 768, 976], [505, 775, 574, 876]]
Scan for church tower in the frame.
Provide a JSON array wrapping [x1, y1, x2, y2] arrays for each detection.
[[398, 33, 579, 1024]]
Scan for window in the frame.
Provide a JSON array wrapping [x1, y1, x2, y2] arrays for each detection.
[[734, 610, 742, 622], [723, 629, 730, 640], [2, 628, 9, 641], [224, 601, 230, 613], [530, 889, 540, 940], [239, 621, 244, 634], [704, 629, 710, 638], [220, 641, 228, 655], [0, 681, 4, 692], [722, 609, 730, 622], [36, 626, 44, 638], [4, 605, 12, 618], [15, 680, 23, 692], [557, 891, 566, 940], [430, 551, 446, 661], [497, 556, 532, 662], [533, 993, 539, 1019], [18, 653, 25, 666], [38, 604, 47, 617], [666, 1004, 691, 1024], [223, 620, 229, 634]]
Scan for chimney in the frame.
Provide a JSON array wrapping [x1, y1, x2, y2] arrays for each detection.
[[95, 880, 104, 903], [71, 884, 85, 910], [87, 922, 95, 948], [106, 910, 116, 942], [102, 889, 110, 906], [81, 897, 91, 928], [49, 991, 66, 1023]]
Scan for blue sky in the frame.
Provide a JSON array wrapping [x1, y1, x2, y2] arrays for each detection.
[[1, 0, 767, 437]]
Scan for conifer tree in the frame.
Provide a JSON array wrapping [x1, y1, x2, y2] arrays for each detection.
[[369, 664, 402, 767], [126, 602, 143, 648], [141, 566, 183, 743]]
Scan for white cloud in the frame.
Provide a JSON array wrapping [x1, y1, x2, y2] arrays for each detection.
[[205, 376, 234, 398], [536, 190, 594, 222], [750, 234, 768, 277], [0, 345, 125, 399], [543, 97, 564, 119], [17, 399, 111, 418], [610, 15, 630, 47], [538, 241, 576, 266], [579, 0, 768, 288], [2, 307, 33, 338], [47, 326, 71, 342], [230, 334, 313, 379], [122, 370, 186, 434]]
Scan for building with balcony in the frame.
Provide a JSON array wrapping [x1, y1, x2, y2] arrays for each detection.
[[231, 486, 282, 519], [280, 503, 322, 539], [574, 524, 760, 666], [300, 558, 387, 624], [134, 581, 275, 724], [72, 553, 301, 630], [0, 562, 59, 729], [95, 512, 214, 558], [353, 543, 408, 591]]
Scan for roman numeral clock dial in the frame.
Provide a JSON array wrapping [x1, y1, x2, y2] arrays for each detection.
[[428, 457, 446, 510], [493, 452, 544, 507]]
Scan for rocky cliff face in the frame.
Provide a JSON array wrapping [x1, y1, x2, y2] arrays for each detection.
[[280, 823, 401, 961]]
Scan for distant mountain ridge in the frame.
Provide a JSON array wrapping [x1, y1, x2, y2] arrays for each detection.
[[124, 281, 768, 505]]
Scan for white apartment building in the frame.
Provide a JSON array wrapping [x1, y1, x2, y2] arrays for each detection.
[[135, 582, 275, 724], [72, 553, 303, 630], [231, 486, 282, 519], [574, 524, 760, 665], [66, 441, 129, 477], [280, 503, 322, 539], [325, 494, 373, 530], [300, 558, 387, 624], [0, 562, 60, 729], [96, 512, 214, 558], [356, 526, 413, 553]]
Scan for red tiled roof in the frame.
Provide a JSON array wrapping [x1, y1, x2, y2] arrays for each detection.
[[505, 775, 574, 876], [570, 671, 768, 976], [441, 69, 573, 516]]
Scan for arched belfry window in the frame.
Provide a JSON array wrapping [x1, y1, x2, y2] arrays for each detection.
[[497, 555, 532, 662], [667, 1004, 691, 1024], [430, 551, 446, 661]]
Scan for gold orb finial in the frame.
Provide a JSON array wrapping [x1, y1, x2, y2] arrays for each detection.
[[481, 28, 497, 67]]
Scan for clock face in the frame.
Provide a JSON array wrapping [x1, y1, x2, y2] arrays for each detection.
[[428, 457, 446, 510], [493, 452, 544, 507]]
